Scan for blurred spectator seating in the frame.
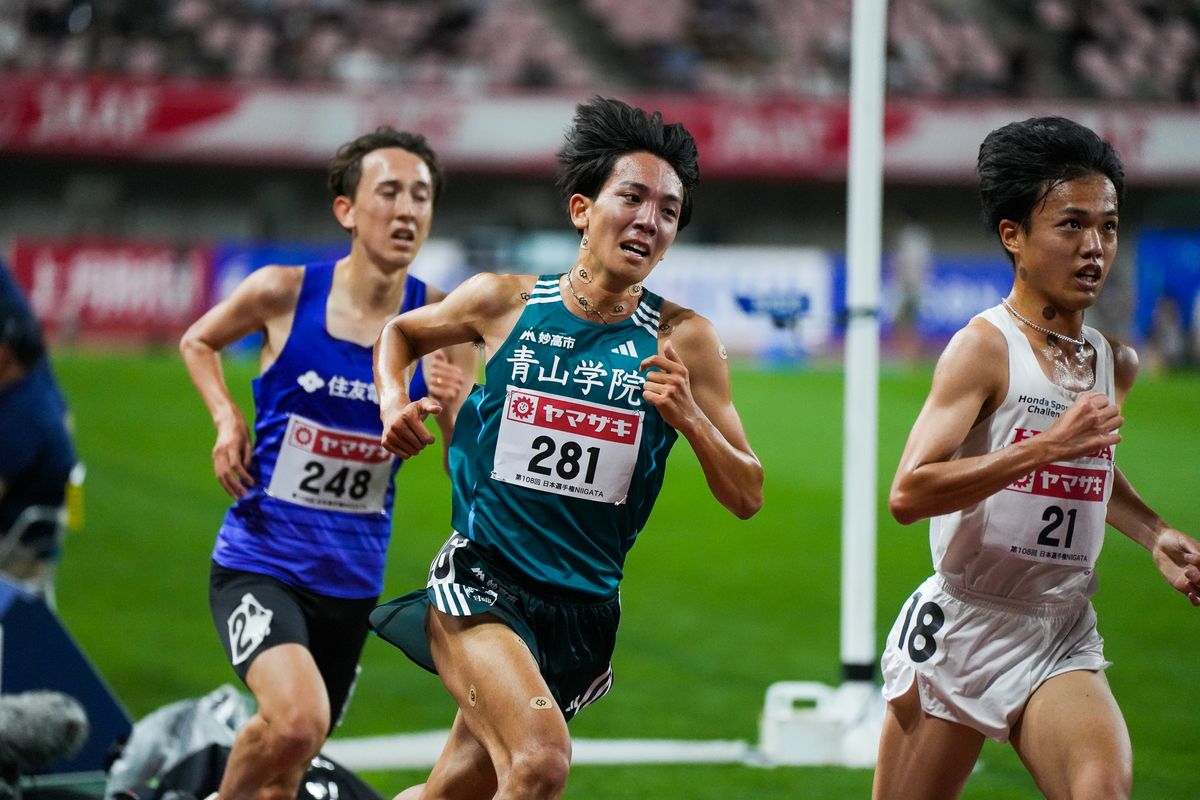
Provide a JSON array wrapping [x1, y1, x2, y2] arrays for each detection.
[[583, 0, 1011, 97], [3, 0, 596, 91], [4, 0, 1200, 100], [1023, 0, 1200, 101]]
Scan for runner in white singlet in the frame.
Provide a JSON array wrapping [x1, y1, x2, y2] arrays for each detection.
[[873, 117, 1200, 800]]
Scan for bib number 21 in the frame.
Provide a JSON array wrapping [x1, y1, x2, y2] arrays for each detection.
[[1037, 504, 1077, 548]]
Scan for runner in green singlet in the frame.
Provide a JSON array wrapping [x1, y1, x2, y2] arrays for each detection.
[[370, 97, 764, 800]]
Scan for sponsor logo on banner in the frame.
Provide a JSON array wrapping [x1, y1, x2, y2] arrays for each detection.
[[1, 74, 239, 154], [1, 75, 1198, 180], [9, 239, 211, 343]]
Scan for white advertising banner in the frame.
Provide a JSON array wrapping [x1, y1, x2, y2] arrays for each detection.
[[645, 244, 835, 360], [4, 75, 1200, 182]]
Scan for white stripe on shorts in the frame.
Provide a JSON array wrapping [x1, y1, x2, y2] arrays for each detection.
[[577, 666, 613, 711], [433, 582, 472, 616]]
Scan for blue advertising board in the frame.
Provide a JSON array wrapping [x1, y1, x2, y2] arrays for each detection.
[[831, 254, 1013, 341], [1134, 230, 1200, 340]]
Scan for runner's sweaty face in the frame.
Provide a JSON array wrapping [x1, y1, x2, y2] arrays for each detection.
[[1001, 172, 1118, 313], [344, 147, 435, 272], [575, 151, 683, 285]]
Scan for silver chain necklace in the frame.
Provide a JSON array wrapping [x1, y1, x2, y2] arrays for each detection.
[[1001, 298, 1086, 347], [565, 269, 630, 323]]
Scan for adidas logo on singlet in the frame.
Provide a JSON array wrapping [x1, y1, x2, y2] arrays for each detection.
[[610, 340, 639, 358]]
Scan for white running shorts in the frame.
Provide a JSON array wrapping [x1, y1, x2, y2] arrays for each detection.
[[880, 574, 1110, 741]]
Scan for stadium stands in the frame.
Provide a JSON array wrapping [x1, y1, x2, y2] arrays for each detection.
[[5, 0, 1200, 353], [6, 0, 1200, 100], [5, 0, 595, 91]]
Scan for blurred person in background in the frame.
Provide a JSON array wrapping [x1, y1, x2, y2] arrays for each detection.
[[875, 116, 1200, 799], [179, 127, 474, 800], [1133, 237, 1200, 370], [0, 260, 76, 608], [369, 96, 763, 800], [889, 206, 933, 362]]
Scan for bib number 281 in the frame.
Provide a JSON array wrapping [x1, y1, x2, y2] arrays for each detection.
[[492, 386, 643, 504], [527, 436, 600, 483]]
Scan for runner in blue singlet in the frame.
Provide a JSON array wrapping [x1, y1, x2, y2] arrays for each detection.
[[180, 128, 474, 800]]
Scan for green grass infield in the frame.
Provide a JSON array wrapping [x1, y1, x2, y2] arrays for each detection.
[[49, 350, 1200, 799]]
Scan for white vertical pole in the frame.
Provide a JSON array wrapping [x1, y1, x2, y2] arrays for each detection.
[[840, 0, 889, 680]]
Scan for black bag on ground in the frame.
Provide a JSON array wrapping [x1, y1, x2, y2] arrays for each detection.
[[139, 744, 381, 800], [105, 686, 381, 800], [104, 685, 251, 800]]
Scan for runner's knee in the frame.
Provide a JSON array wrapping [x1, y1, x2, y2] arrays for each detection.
[[1068, 759, 1130, 800], [505, 743, 570, 798], [265, 706, 327, 762]]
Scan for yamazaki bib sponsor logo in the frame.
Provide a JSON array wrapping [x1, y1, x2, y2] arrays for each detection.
[[289, 421, 391, 464], [504, 390, 641, 444], [1006, 463, 1109, 501], [1011, 426, 1114, 462], [1004, 427, 1112, 501]]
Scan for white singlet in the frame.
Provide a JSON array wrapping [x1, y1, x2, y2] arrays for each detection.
[[931, 304, 1116, 604]]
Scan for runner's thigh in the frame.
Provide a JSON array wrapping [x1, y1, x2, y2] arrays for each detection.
[[1011, 670, 1131, 800]]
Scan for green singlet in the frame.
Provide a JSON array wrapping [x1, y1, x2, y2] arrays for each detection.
[[448, 273, 679, 597]]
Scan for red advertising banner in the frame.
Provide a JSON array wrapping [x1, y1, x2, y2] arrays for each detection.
[[8, 240, 212, 344], [3, 73, 1199, 181]]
